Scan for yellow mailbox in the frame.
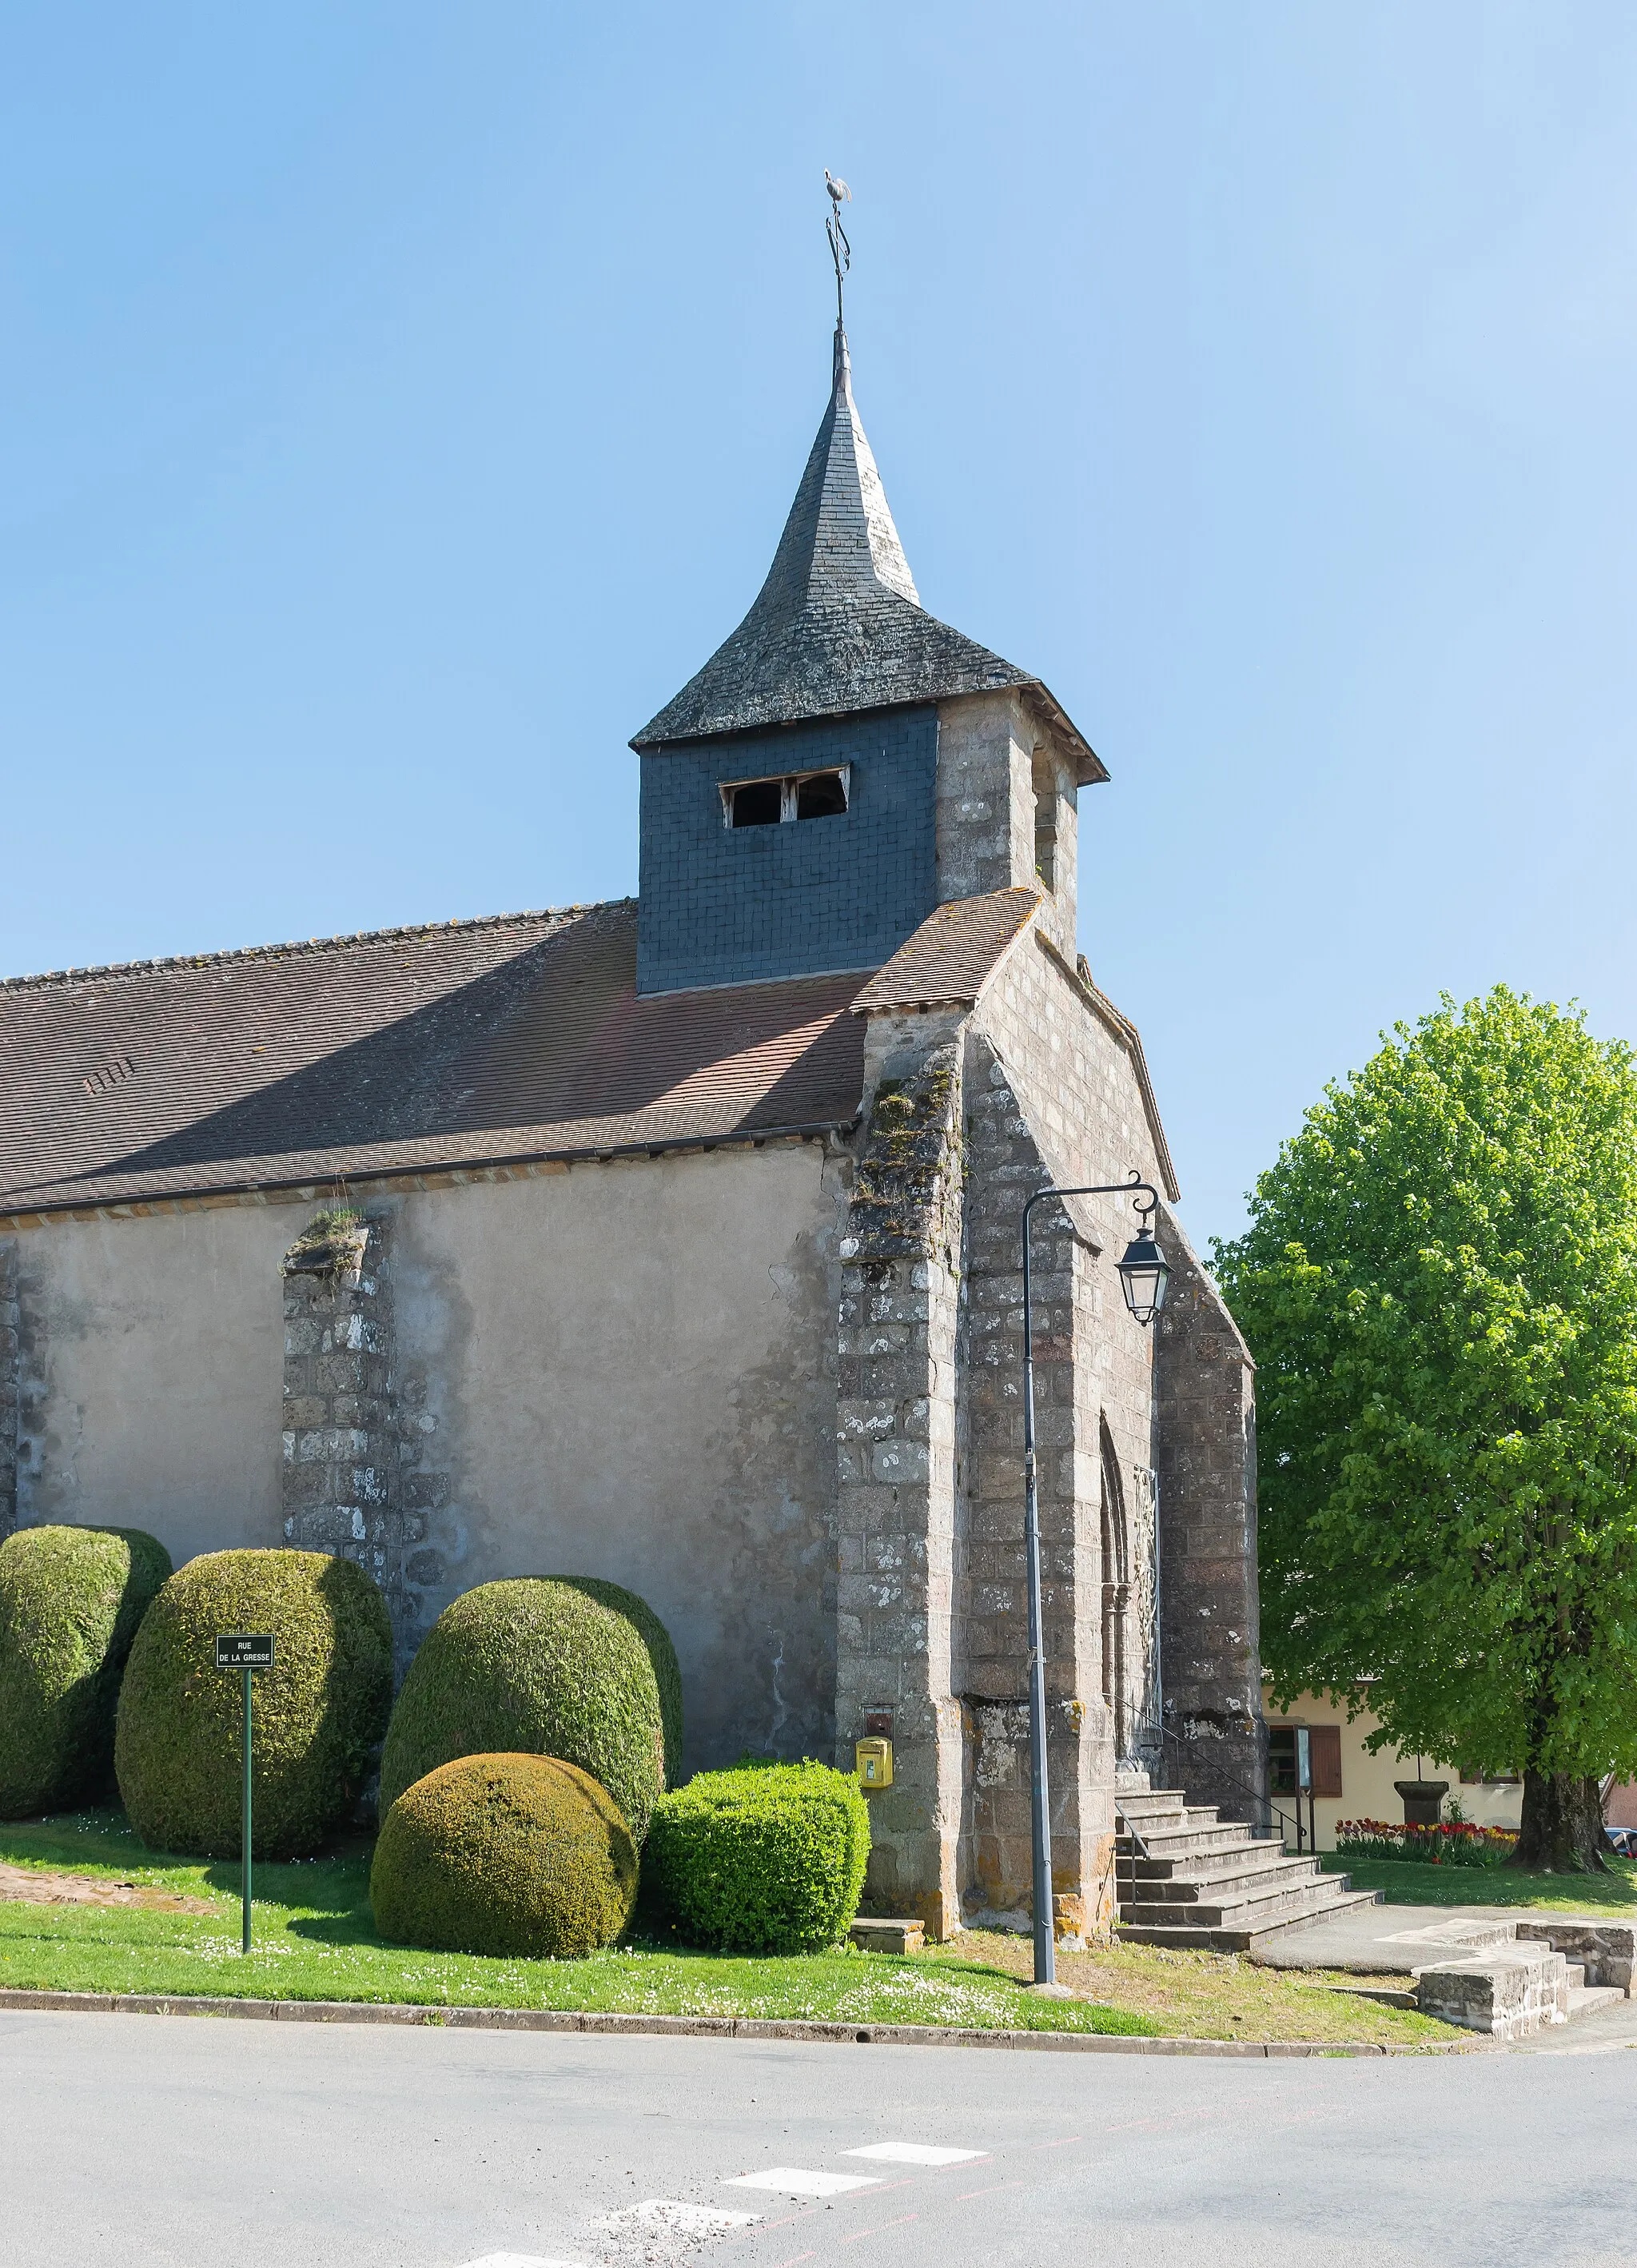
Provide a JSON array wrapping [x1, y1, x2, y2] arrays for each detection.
[[855, 1736, 893, 1789]]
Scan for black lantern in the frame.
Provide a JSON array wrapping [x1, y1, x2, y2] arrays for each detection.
[[1116, 1226, 1170, 1326]]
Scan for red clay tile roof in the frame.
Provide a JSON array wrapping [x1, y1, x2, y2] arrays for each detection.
[[0, 902, 867, 1218], [850, 887, 1041, 1014]]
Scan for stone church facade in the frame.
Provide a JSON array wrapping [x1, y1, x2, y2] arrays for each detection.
[[0, 321, 1264, 1939]]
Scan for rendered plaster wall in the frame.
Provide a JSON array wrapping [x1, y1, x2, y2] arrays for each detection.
[[383, 1142, 848, 1777], [2, 1141, 847, 1786], [4, 1205, 288, 1564], [1258, 1684, 1524, 1851]]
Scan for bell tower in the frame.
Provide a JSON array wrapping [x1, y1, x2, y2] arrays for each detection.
[[631, 202, 1106, 995]]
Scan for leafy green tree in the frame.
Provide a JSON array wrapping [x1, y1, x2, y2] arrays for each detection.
[[1213, 987, 1637, 1872]]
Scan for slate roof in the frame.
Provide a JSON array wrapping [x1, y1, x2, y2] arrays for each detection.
[[632, 328, 1107, 785], [0, 903, 867, 1219]]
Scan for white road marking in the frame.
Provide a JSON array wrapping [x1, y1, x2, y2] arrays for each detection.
[[456, 2255, 588, 2266], [606, 2199, 761, 2231], [725, 2166, 882, 2196], [843, 2142, 986, 2166]]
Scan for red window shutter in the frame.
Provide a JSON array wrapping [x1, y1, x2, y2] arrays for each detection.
[[1309, 1724, 1343, 1798]]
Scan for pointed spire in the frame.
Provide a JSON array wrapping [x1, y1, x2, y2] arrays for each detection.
[[632, 327, 1060, 753], [755, 323, 919, 620]]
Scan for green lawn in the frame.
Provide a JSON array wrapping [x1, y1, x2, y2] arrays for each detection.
[[0, 1810, 1464, 2045], [1322, 1851, 1637, 1915], [0, 1811, 1151, 2037]]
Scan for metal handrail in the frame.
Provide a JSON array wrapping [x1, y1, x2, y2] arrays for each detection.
[[1125, 1710, 1310, 1852], [1112, 1800, 1153, 1862]]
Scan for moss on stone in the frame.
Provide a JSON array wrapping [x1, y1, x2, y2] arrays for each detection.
[[114, 1549, 393, 1858], [0, 1525, 173, 1819], [378, 1579, 666, 1841], [370, 1752, 637, 1959]]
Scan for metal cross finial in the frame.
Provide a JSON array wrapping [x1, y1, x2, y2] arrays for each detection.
[[825, 169, 852, 331]]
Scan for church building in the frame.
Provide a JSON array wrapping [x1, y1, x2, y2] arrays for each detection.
[[0, 304, 1265, 1939]]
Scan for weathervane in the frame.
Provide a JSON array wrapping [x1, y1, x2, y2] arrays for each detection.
[[825, 169, 852, 330]]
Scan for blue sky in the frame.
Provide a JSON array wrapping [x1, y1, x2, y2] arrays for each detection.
[[3, 4, 1633, 1241]]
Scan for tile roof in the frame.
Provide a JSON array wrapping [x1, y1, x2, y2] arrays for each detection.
[[850, 887, 1042, 1014], [631, 328, 1106, 785], [0, 903, 867, 1218]]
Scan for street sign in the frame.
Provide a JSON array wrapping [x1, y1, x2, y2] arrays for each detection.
[[215, 1633, 274, 1670], [216, 1634, 274, 1953]]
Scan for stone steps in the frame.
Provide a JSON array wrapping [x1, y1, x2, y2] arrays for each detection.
[[1122, 1822, 1269, 1861], [1114, 1788, 1378, 1953], [1120, 1840, 1304, 1891], [1380, 1919, 1636, 2038], [1119, 1855, 1326, 1908]]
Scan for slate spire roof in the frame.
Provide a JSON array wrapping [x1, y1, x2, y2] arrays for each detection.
[[631, 325, 1105, 780]]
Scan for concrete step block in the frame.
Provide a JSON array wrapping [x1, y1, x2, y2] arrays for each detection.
[[1567, 1983, 1625, 2019], [849, 1917, 926, 1955]]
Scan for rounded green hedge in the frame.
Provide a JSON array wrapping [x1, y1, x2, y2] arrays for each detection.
[[378, 1579, 666, 1842], [114, 1548, 393, 1858], [0, 1525, 173, 1819], [546, 1575, 683, 1788], [370, 1752, 638, 1958], [645, 1760, 870, 1953]]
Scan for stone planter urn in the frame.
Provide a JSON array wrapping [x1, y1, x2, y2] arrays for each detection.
[[1394, 1778, 1449, 1827]]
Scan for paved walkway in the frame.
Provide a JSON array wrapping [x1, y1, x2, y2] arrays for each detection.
[[1251, 1899, 1523, 1974]]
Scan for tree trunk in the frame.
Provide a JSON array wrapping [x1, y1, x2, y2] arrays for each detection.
[[1510, 1771, 1610, 1872]]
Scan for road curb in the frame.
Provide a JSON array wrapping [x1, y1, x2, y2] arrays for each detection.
[[0, 1986, 1466, 2057]]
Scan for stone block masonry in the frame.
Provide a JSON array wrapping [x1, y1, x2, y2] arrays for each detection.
[[1153, 1220, 1265, 1825], [834, 1018, 966, 1939], [955, 1031, 1110, 1943], [281, 1214, 423, 1667]]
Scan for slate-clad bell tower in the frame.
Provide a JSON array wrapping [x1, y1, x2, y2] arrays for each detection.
[[632, 326, 1106, 994]]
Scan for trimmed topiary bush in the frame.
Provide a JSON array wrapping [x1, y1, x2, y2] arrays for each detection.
[[114, 1548, 392, 1859], [0, 1525, 173, 1819], [378, 1579, 666, 1841], [546, 1575, 683, 1788], [370, 1752, 638, 1958], [645, 1760, 870, 1953]]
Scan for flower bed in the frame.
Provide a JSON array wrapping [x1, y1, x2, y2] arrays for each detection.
[[1335, 1818, 1516, 1867]]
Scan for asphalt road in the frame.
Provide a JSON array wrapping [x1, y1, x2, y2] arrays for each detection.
[[2, 2011, 1634, 2268]]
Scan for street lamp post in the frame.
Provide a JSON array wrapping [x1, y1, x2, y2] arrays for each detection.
[[1021, 1174, 1170, 1987]]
